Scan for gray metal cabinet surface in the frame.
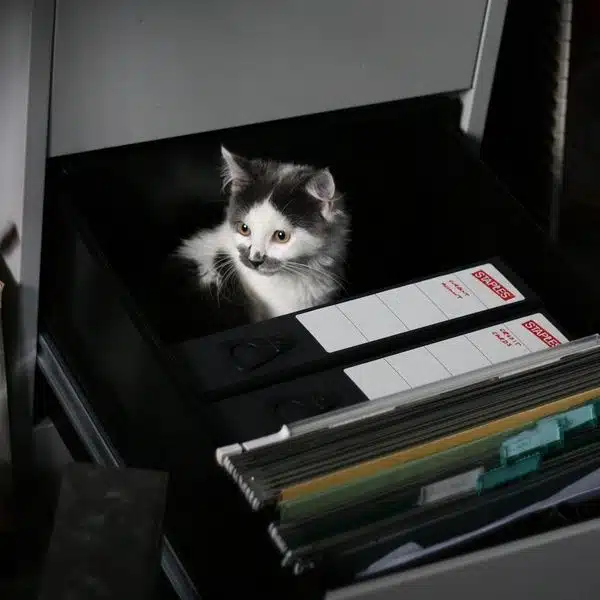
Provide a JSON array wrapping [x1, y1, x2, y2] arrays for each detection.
[[0, 0, 54, 473], [50, 0, 489, 156]]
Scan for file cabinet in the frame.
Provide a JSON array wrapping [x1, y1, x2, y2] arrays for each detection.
[[12, 2, 596, 600]]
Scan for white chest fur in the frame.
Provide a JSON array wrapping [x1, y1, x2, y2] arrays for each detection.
[[239, 263, 331, 318], [180, 223, 338, 319]]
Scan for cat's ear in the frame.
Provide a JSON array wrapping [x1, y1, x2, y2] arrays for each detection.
[[306, 168, 337, 220], [220, 145, 251, 193]]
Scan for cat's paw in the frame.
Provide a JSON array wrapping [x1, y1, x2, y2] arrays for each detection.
[[196, 255, 225, 288], [199, 266, 221, 288]]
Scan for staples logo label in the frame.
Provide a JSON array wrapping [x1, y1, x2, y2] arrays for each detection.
[[522, 320, 562, 348], [471, 270, 516, 301]]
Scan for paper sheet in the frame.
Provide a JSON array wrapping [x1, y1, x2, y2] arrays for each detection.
[[360, 466, 600, 578]]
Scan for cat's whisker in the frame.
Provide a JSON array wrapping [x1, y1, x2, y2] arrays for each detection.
[[218, 263, 238, 301], [212, 257, 231, 270], [306, 263, 347, 287], [286, 260, 347, 291], [221, 260, 237, 284], [284, 261, 331, 282], [216, 261, 236, 302], [287, 258, 343, 277], [283, 263, 347, 295]]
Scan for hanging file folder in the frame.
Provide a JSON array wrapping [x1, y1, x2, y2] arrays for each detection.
[[267, 394, 600, 581], [217, 329, 600, 513]]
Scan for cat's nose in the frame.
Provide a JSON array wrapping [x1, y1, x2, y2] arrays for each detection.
[[249, 256, 264, 268]]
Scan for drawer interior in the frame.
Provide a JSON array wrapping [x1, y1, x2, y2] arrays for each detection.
[[44, 95, 600, 346], [39, 94, 600, 599]]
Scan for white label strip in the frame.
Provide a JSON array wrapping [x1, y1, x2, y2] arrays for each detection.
[[341, 359, 410, 402], [505, 313, 569, 351], [418, 467, 485, 505], [344, 312, 568, 400], [386, 346, 452, 389], [337, 296, 408, 342], [296, 263, 525, 353], [427, 336, 490, 377], [297, 305, 367, 353], [378, 284, 446, 331]]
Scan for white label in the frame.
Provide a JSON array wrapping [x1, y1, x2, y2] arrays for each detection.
[[466, 323, 531, 364], [297, 263, 525, 353], [343, 312, 568, 401], [417, 276, 487, 319], [427, 336, 491, 376], [296, 305, 366, 353], [385, 346, 452, 388], [344, 359, 410, 401], [456, 264, 525, 308], [338, 296, 407, 342], [505, 313, 568, 352], [377, 285, 446, 330], [418, 467, 484, 505]]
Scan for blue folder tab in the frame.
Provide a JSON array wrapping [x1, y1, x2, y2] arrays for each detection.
[[477, 453, 542, 493], [540, 403, 598, 434], [500, 421, 562, 465]]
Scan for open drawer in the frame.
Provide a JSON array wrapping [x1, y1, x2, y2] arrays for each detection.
[[39, 94, 600, 599]]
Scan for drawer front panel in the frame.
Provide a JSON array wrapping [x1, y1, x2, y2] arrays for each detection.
[[50, 0, 487, 156]]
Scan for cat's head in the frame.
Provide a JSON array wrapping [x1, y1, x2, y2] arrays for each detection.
[[220, 146, 349, 276]]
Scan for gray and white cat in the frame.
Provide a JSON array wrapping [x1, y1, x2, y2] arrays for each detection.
[[178, 146, 350, 322]]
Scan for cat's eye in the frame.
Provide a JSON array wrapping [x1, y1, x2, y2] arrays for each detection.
[[237, 222, 250, 236], [273, 230, 290, 243]]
